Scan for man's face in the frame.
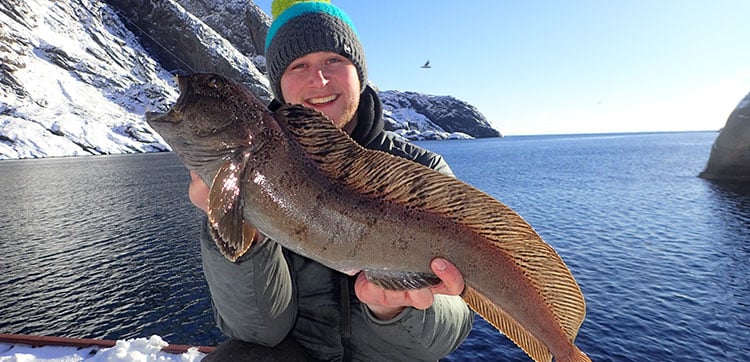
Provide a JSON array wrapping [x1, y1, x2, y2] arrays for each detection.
[[280, 51, 361, 132]]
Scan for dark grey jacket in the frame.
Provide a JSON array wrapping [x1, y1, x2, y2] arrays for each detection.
[[200, 86, 474, 361]]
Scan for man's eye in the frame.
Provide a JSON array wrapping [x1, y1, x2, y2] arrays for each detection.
[[327, 57, 342, 64], [290, 63, 306, 70]]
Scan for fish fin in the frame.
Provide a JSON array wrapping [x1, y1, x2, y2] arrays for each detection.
[[463, 286, 552, 362], [207, 151, 257, 262], [278, 104, 587, 358], [208, 219, 257, 262], [364, 269, 442, 290]]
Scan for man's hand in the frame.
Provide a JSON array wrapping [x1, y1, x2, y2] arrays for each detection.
[[354, 258, 465, 320], [188, 171, 209, 213]]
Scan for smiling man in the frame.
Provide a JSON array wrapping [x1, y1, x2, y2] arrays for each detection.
[[279, 52, 361, 134], [190, 1, 474, 360]]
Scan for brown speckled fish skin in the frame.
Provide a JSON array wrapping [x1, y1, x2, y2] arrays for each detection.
[[146, 73, 591, 362]]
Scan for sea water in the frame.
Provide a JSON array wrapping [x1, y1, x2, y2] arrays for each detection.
[[1, 131, 747, 361]]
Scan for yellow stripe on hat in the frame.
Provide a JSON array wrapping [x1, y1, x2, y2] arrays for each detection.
[[272, 0, 331, 18]]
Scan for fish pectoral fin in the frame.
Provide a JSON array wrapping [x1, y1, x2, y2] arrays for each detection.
[[207, 151, 256, 262], [208, 219, 256, 262], [462, 286, 553, 362], [364, 270, 442, 290]]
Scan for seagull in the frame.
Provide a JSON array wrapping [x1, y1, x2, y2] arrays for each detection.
[[421, 60, 431, 69]]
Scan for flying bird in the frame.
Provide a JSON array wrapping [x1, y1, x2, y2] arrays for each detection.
[[421, 60, 431, 69]]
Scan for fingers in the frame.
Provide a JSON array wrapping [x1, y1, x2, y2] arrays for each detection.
[[188, 171, 210, 213], [407, 289, 435, 310], [356, 262, 465, 319], [429, 258, 465, 296], [355, 273, 407, 320], [354, 273, 383, 304]]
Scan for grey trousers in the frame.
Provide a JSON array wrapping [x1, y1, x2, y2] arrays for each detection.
[[202, 336, 313, 362]]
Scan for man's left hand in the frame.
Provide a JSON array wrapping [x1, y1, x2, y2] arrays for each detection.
[[354, 258, 465, 320]]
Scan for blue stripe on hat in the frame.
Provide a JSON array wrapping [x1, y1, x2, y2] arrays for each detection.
[[265, 2, 359, 52]]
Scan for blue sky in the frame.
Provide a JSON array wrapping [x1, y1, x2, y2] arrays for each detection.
[[254, 1, 750, 135]]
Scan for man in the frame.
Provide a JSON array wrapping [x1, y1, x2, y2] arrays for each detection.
[[189, 1, 474, 360]]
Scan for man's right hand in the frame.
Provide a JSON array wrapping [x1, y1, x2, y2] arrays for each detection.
[[189, 171, 209, 213]]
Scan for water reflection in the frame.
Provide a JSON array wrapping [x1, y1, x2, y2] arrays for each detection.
[[704, 180, 750, 337], [0, 154, 221, 345]]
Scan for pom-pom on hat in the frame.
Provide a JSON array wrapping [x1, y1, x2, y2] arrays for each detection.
[[265, 0, 367, 102]]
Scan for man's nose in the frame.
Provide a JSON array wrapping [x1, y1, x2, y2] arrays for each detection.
[[309, 68, 329, 87]]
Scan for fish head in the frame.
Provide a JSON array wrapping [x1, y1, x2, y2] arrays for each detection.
[[146, 73, 269, 177]]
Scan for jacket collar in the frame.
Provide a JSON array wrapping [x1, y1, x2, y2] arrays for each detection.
[[349, 85, 384, 147]]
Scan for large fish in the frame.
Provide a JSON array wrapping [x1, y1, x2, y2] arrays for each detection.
[[146, 73, 591, 362]]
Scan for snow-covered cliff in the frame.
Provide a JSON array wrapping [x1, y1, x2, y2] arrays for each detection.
[[0, 0, 500, 160]]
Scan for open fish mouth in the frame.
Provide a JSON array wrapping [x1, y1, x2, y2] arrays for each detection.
[[145, 110, 169, 123], [146, 75, 190, 124], [145, 108, 181, 125]]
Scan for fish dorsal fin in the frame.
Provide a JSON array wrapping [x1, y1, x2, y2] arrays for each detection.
[[207, 149, 257, 262], [276, 104, 588, 360]]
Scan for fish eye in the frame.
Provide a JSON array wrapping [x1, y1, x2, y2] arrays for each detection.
[[207, 76, 224, 89]]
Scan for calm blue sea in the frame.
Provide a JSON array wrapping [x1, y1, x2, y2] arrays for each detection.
[[1, 131, 748, 361]]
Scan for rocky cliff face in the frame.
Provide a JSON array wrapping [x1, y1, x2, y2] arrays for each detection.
[[104, 0, 271, 102], [380, 90, 501, 140], [0, 0, 500, 159], [699, 92, 750, 181], [0, 0, 175, 157], [176, 0, 270, 59]]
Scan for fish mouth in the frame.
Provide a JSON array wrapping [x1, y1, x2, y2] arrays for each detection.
[[145, 108, 180, 125], [145, 74, 190, 124], [145, 110, 169, 123]]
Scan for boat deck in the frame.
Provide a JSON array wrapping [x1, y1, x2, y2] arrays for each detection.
[[0, 333, 215, 354]]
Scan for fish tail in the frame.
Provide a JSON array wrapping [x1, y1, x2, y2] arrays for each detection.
[[462, 286, 553, 362]]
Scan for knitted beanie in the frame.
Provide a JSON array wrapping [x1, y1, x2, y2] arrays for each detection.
[[265, 0, 367, 102]]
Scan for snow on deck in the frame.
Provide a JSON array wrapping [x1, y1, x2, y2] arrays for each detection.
[[0, 334, 209, 361]]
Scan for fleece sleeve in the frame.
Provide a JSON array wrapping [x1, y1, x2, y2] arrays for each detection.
[[199, 217, 297, 346], [361, 295, 475, 360]]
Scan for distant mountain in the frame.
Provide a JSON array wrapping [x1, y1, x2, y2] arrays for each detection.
[[0, 0, 501, 160], [380, 90, 501, 140]]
